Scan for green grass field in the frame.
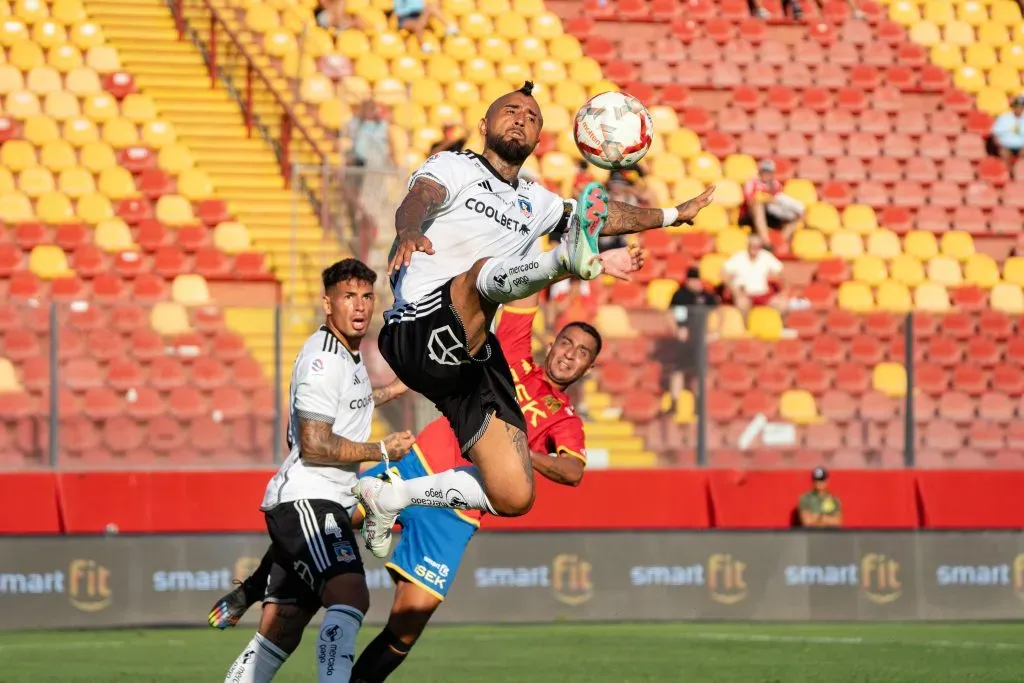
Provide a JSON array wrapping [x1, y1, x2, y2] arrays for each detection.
[[2, 622, 1024, 682]]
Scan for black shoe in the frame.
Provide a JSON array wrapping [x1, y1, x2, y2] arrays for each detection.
[[207, 581, 258, 629]]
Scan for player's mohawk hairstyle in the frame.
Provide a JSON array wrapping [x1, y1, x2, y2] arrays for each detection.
[[518, 81, 535, 96]]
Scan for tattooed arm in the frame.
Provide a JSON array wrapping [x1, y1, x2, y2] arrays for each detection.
[[388, 177, 446, 273], [603, 186, 716, 236], [530, 452, 584, 486], [299, 419, 414, 465], [371, 378, 408, 406]]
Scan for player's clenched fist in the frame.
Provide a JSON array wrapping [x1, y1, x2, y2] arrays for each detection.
[[382, 430, 416, 460], [388, 233, 435, 274]]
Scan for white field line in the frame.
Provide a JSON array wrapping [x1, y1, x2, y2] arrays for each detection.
[[687, 631, 1024, 651], [0, 638, 185, 652]]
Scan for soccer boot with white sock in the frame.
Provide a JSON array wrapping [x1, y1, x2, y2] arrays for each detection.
[[352, 470, 404, 559], [560, 181, 609, 281]]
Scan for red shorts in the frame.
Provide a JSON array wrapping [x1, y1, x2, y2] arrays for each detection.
[[749, 284, 781, 306]]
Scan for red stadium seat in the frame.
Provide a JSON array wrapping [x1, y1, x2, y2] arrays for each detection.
[[833, 362, 869, 394], [82, 387, 124, 420], [130, 329, 165, 361], [849, 335, 884, 365], [796, 362, 831, 394], [107, 357, 145, 392], [125, 387, 164, 419], [810, 334, 845, 365], [85, 329, 128, 363], [951, 285, 987, 309], [979, 310, 1013, 340], [926, 336, 962, 366], [168, 386, 208, 419], [978, 391, 1014, 422], [992, 364, 1024, 395], [825, 310, 862, 338], [773, 338, 809, 365], [952, 365, 988, 396], [915, 362, 948, 395], [819, 389, 856, 421]]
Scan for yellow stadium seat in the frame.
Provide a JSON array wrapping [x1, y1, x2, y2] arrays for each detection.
[[120, 93, 156, 123], [1002, 257, 1024, 287], [830, 230, 864, 259], [749, 306, 784, 341], [716, 305, 749, 339], [336, 28, 369, 59], [716, 226, 748, 256], [594, 304, 637, 339], [866, 229, 901, 259], [872, 362, 906, 397], [965, 43, 998, 70], [531, 11, 562, 39], [0, 169, 12, 195], [689, 153, 722, 184], [842, 204, 877, 234], [97, 166, 136, 199], [28, 244, 70, 279], [539, 151, 575, 184], [0, 139, 36, 171], [976, 87, 1009, 115], [172, 274, 210, 306], [723, 153, 757, 183], [57, 165, 93, 197], [409, 78, 443, 107], [838, 281, 874, 312], [926, 255, 962, 286], [588, 79, 619, 98], [427, 101, 460, 127], [930, 43, 962, 69], [300, 73, 333, 103], [391, 101, 426, 129], [940, 230, 974, 261], [923, 0, 954, 25], [23, 113, 58, 145], [890, 253, 925, 287], [958, 0, 988, 24], [782, 178, 817, 205], [141, 120, 176, 148], [551, 80, 585, 111], [495, 12, 527, 40], [914, 282, 951, 312], [15, 0, 49, 23], [65, 65, 100, 96], [465, 57, 499, 84], [101, 116, 138, 149], [989, 64, 1020, 94], [79, 140, 114, 172], [648, 106, 678, 134], [52, 0, 85, 24], [81, 92, 117, 121], [780, 389, 821, 425], [264, 28, 295, 58], [94, 217, 135, 252], [10, 40, 44, 70], [212, 221, 250, 254], [245, 5, 278, 32], [877, 280, 912, 313], [155, 194, 195, 226], [426, 53, 460, 84], [713, 179, 744, 210], [692, 203, 728, 233], [964, 253, 1000, 288], [650, 154, 685, 183], [531, 58, 566, 86], [645, 278, 677, 311], [944, 20, 975, 45], [75, 192, 111, 223], [479, 79, 513, 105], [664, 129, 700, 161], [0, 65, 25, 94], [70, 20, 103, 49], [0, 18, 29, 47], [61, 115, 98, 148], [805, 202, 840, 234], [356, 53, 390, 82], [954, 66, 985, 92], [5, 89, 39, 118], [477, 36, 511, 62], [791, 229, 828, 260], [177, 168, 213, 201], [442, 0, 474, 15], [373, 77, 406, 105], [26, 65, 60, 94], [904, 230, 938, 260], [40, 139, 74, 171], [479, 0, 510, 16], [460, 11, 492, 38], [990, 282, 1024, 314], [699, 252, 727, 286], [548, 34, 582, 64], [31, 20, 66, 49], [42, 90, 83, 121], [978, 22, 1009, 47], [442, 34, 475, 61], [149, 301, 191, 336], [567, 56, 602, 86], [85, 45, 119, 73], [514, 35, 547, 63], [991, 0, 1022, 24], [674, 389, 695, 424], [853, 254, 887, 285], [18, 166, 54, 197], [0, 357, 23, 393], [318, 99, 345, 129], [889, 0, 921, 24], [0, 191, 33, 221]]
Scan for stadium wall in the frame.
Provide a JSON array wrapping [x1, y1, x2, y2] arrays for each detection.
[[2, 531, 1024, 631], [4, 469, 1024, 533]]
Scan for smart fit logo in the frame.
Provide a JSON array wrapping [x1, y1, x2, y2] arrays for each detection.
[[707, 553, 747, 605], [68, 559, 112, 612], [861, 553, 901, 605], [552, 553, 593, 606]]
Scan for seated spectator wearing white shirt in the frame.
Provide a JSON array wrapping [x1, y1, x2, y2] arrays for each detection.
[[991, 95, 1024, 179], [739, 159, 804, 245], [720, 233, 786, 316]]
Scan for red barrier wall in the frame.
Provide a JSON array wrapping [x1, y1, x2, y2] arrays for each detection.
[[0, 469, 1018, 533]]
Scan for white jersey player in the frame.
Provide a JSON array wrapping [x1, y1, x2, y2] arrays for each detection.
[[222, 258, 413, 683], [355, 80, 715, 560]]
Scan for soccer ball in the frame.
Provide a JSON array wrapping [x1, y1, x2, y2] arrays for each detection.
[[573, 91, 654, 171]]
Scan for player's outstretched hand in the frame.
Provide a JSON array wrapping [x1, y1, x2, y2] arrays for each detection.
[[382, 430, 415, 461], [597, 243, 646, 281], [673, 185, 716, 225], [388, 233, 435, 273]]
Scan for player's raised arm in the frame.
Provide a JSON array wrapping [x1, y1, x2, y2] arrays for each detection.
[[389, 177, 444, 273], [603, 185, 716, 236], [299, 418, 414, 465], [530, 450, 584, 486]]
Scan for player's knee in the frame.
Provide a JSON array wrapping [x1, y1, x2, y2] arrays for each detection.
[[489, 484, 535, 517], [322, 574, 370, 614]]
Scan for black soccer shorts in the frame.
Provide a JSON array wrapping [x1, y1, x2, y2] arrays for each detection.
[[263, 499, 364, 612], [379, 279, 528, 455]]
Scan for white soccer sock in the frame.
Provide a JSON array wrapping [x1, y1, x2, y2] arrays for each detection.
[[224, 633, 289, 683], [384, 466, 497, 515], [476, 246, 567, 304], [317, 605, 362, 683]]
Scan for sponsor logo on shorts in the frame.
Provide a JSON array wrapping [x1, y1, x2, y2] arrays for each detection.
[[427, 325, 465, 367], [415, 556, 452, 590], [293, 559, 315, 591], [333, 541, 357, 564]]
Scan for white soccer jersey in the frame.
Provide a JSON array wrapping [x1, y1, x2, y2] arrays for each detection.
[[261, 325, 374, 511], [386, 150, 570, 317]]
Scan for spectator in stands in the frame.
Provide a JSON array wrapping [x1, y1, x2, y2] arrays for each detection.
[[658, 266, 721, 398], [798, 467, 843, 528], [428, 123, 468, 156], [720, 233, 786, 316], [394, 0, 458, 52], [314, 0, 367, 31], [740, 159, 804, 245], [347, 99, 394, 169], [991, 95, 1024, 179]]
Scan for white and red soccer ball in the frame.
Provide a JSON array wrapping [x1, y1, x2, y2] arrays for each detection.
[[573, 91, 654, 171]]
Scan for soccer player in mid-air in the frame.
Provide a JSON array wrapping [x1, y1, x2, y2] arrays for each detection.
[[210, 255, 640, 680], [353, 80, 715, 558], [221, 259, 414, 683]]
